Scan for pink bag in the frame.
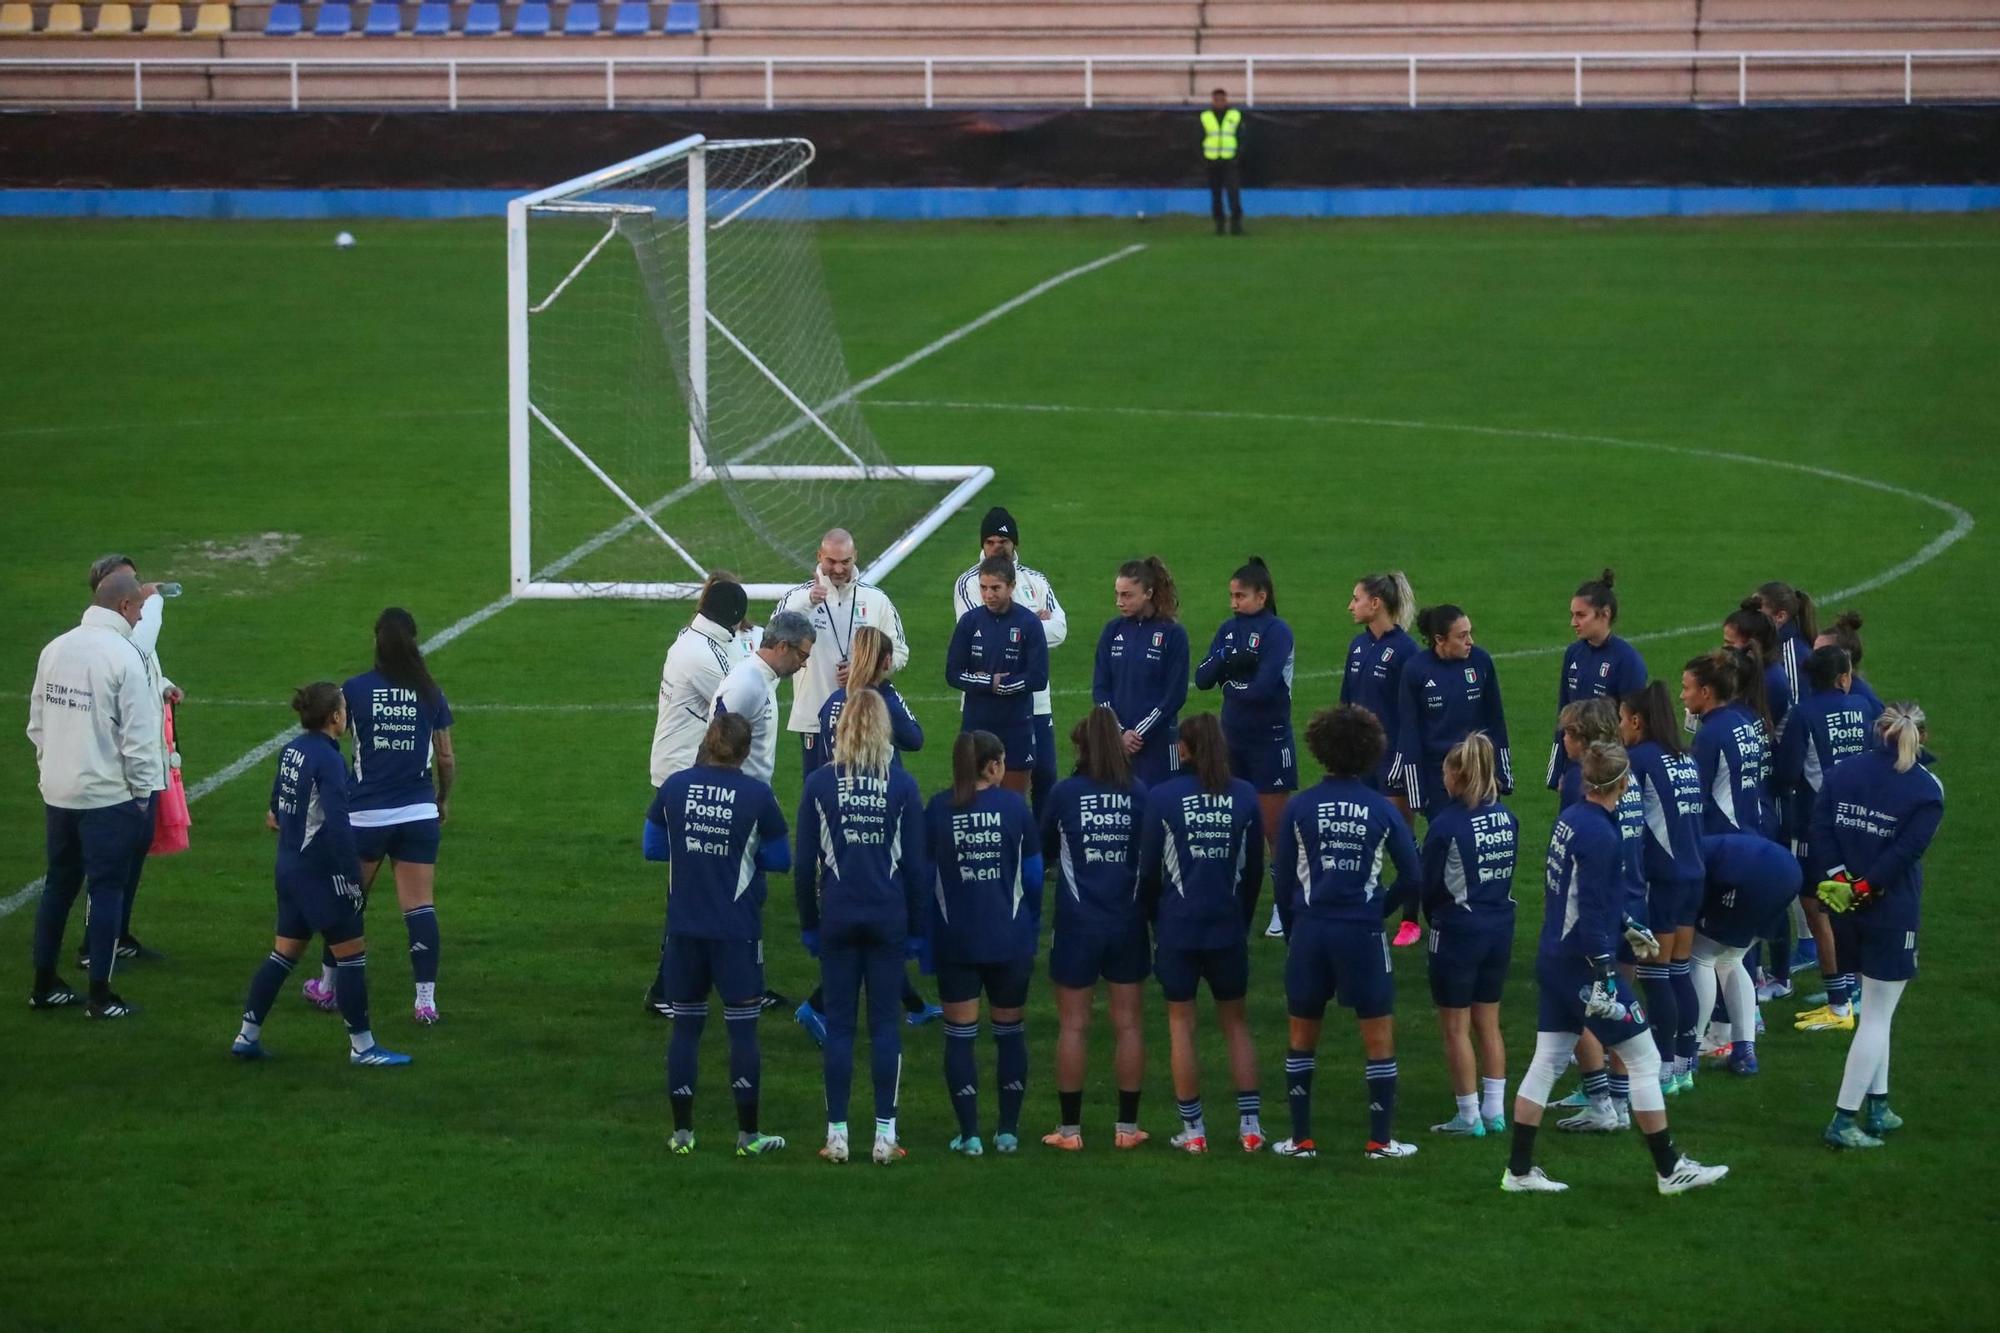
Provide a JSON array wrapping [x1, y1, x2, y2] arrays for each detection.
[[150, 701, 191, 856]]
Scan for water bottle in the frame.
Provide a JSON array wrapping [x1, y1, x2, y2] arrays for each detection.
[[157, 582, 183, 598]]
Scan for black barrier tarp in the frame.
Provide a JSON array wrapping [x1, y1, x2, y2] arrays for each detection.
[[3, 107, 1996, 189]]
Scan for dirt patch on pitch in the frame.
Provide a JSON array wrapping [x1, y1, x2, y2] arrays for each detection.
[[167, 532, 325, 596]]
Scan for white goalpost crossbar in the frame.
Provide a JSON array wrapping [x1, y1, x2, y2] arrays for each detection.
[[506, 133, 991, 602]]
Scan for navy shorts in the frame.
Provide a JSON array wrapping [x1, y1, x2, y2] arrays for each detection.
[[979, 719, 1038, 773], [1284, 920, 1394, 1020], [800, 732, 828, 777], [936, 955, 1033, 1008], [1425, 912, 1513, 1008], [1155, 938, 1250, 1003], [1534, 957, 1650, 1045], [1033, 714, 1058, 779], [1852, 922, 1918, 982], [1696, 880, 1798, 950], [1650, 877, 1702, 932], [1049, 922, 1150, 988], [1130, 734, 1181, 788], [1228, 735, 1298, 794], [663, 935, 765, 1004], [353, 817, 441, 866], [275, 869, 365, 946]]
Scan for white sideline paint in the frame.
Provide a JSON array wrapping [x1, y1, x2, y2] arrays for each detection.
[[0, 245, 1148, 921]]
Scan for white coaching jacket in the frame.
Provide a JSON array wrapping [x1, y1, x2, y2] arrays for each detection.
[[776, 577, 910, 734], [952, 558, 1067, 718], [27, 605, 166, 809], [649, 613, 739, 787]]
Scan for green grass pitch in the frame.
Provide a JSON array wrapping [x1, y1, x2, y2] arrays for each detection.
[[3, 213, 1998, 1330]]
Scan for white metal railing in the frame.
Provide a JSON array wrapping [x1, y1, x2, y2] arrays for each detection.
[[0, 49, 1994, 111]]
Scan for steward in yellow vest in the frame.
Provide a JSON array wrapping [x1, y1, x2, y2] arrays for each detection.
[[1200, 90, 1244, 235]]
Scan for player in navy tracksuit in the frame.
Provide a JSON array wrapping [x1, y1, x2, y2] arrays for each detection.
[[1139, 715, 1266, 1154], [1778, 645, 1883, 1029], [1546, 570, 1646, 794], [1726, 599, 1795, 739], [793, 690, 928, 1165], [1092, 555, 1189, 787], [645, 714, 791, 1157], [1812, 703, 1943, 1149], [1418, 732, 1517, 1139], [1818, 610, 1882, 713], [948, 555, 1051, 797], [926, 731, 1043, 1157], [1501, 740, 1726, 1196], [818, 625, 924, 772], [1618, 681, 1709, 1091], [1194, 557, 1296, 816], [1689, 832, 1801, 1077], [1754, 580, 1818, 722], [231, 683, 410, 1067], [1394, 604, 1513, 818], [1684, 650, 1773, 839], [1271, 705, 1422, 1161], [1341, 570, 1418, 796], [1040, 705, 1150, 1150], [335, 608, 456, 1025]]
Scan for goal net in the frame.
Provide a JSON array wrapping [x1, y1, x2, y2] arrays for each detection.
[[507, 135, 990, 600]]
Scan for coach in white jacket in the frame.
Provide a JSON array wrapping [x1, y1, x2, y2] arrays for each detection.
[[26, 570, 162, 1017], [951, 505, 1066, 819], [776, 528, 909, 778], [649, 579, 750, 788]]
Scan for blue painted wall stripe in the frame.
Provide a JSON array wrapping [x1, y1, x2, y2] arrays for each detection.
[[2, 185, 1997, 219]]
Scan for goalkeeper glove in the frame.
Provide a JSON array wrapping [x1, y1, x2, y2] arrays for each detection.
[[1818, 873, 1875, 914], [1622, 917, 1662, 960], [1583, 978, 1623, 1019]]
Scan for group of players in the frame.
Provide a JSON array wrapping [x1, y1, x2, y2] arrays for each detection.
[[235, 505, 1945, 1191]]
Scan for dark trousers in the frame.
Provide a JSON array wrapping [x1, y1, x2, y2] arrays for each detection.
[[35, 801, 150, 983], [1207, 159, 1243, 226], [818, 919, 906, 1126]]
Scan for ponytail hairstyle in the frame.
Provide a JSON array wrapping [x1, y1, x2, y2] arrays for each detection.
[[1558, 697, 1620, 747], [1443, 731, 1499, 807], [1117, 556, 1179, 622], [1231, 556, 1277, 616], [291, 681, 344, 732], [697, 713, 752, 769], [1070, 704, 1133, 789], [831, 687, 893, 778], [1722, 645, 1773, 736], [373, 607, 441, 705], [1756, 580, 1818, 642], [1357, 571, 1416, 632], [1824, 610, 1866, 670], [1875, 701, 1927, 774], [1581, 740, 1632, 798], [1177, 713, 1233, 794], [1724, 598, 1780, 660], [951, 730, 1006, 806], [1415, 603, 1466, 654], [1304, 704, 1385, 780], [1682, 650, 1737, 712], [1574, 568, 1619, 624], [845, 625, 894, 693], [1803, 645, 1853, 694], [1620, 681, 1684, 757]]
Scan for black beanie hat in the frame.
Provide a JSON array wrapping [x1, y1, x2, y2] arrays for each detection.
[[981, 506, 1019, 544], [699, 580, 748, 628]]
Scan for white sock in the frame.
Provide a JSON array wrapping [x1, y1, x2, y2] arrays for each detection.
[[1454, 1092, 1478, 1123], [238, 1019, 261, 1042], [1838, 976, 1906, 1108], [1266, 902, 1283, 930], [349, 1029, 374, 1054], [1480, 1077, 1506, 1120], [416, 982, 436, 1008], [1184, 1117, 1206, 1137], [320, 964, 336, 988], [827, 1120, 847, 1138], [1239, 1114, 1262, 1137], [875, 1116, 896, 1142]]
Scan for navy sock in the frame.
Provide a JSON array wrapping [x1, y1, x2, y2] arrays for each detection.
[[724, 1001, 761, 1134], [1176, 1097, 1204, 1129], [1637, 965, 1677, 1063], [1286, 1049, 1315, 1142], [1609, 1073, 1630, 1105], [993, 1019, 1027, 1136], [1117, 1088, 1142, 1126], [808, 985, 825, 1013], [1364, 1058, 1398, 1144], [1237, 1090, 1261, 1121], [403, 906, 439, 985], [332, 950, 371, 1038], [668, 1001, 707, 1131], [1581, 1067, 1611, 1101], [901, 975, 929, 1015], [1058, 1088, 1082, 1129], [1644, 1127, 1680, 1176], [1508, 1121, 1538, 1176], [1828, 972, 1854, 1007], [242, 950, 296, 1027], [943, 1021, 980, 1138], [1671, 961, 1698, 1066]]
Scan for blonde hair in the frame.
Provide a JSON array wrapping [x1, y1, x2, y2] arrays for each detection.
[[832, 687, 894, 777], [1444, 731, 1499, 807], [1559, 698, 1619, 745], [1876, 701, 1927, 774], [1581, 740, 1631, 796], [846, 626, 893, 693]]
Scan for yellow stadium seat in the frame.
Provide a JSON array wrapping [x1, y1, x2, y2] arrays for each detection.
[[0, 3, 33, 33], [191, 2, 227, 32], [44, 2, 86, 30], [94, 2, 135, 30], [141, 1, 181, 30]]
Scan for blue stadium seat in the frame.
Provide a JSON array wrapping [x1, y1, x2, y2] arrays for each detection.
[[562, 0, 599, 33], [363, 1, 401, 33], [462, 0, 499, 32], [512, 0, 549, 33], [611, 0, 648, 32], [663, 0, 695, 32], [263, 0, 302, 32], [411, 0, 448, 31], [314, 1, 353, 33]]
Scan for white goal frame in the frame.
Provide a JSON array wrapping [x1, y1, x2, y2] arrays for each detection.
[[506, 133, 991, 601]]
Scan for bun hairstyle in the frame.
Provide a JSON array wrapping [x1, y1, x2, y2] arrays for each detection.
[[1443, 731, 1499, 807], [1755, 581, 1819, 642], [1825, 610, 1866, 669], [1574, 568, 1619, 623], [952, 730, 1006, 805], [1415, 603, 1466, 652], [1231, 556, 1277, 615], [1177, 713, 1233, 794], [697, 713, 753, 769], [1876, 701, 1927, 773], [291, 681, 344, 731], [1581, 740, 1631, 795], [1724, 598, 1779, 659], [1357, 571, 1416, 632], [1071, 704, 1134, 789], [1620, 681, 1685, 757], [1803, 644, 1853, 693], [1117, 555, 1179, 621]]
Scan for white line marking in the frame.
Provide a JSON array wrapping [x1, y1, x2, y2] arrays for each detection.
[[0, 246, 1147, 920]]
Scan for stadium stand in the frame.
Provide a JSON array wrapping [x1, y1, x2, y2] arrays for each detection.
[[363, 0, 401, 33], [43, 0, 83, 28], [563, 0, 600, 34]]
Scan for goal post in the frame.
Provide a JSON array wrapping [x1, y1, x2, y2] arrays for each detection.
[[506, 134, 991, 602]]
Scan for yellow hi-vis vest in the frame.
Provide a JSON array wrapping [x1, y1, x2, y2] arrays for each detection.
[[1200, 107, 1241, 161]]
